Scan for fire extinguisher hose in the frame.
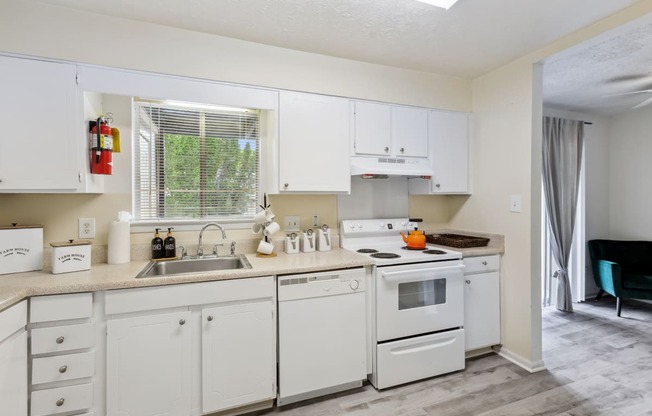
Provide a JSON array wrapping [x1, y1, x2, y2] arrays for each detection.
[[95, 117, 102, 163]]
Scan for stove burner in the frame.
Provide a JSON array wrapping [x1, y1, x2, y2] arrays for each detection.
[[401, 246, 427, 251], [370, 252, 401, 259], [423, 249, 447, 255], [357, 248, 379, 254]]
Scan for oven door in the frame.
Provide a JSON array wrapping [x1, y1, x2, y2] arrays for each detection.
[[376, 261, 464, 342]]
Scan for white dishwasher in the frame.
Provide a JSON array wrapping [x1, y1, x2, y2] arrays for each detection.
[[277, 268, 366, 406]]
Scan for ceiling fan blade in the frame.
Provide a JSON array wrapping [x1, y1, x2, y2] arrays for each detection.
[[633, 95, 652, 109], [603, 89, 652, 97]]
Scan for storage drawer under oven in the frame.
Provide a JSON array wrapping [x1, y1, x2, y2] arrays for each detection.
[[375, 329, 464, 389]]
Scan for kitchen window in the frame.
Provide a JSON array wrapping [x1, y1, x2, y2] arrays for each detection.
[[133, 98, 260, 223]]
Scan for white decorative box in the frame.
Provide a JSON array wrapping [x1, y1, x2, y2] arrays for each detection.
[[0, 224, 43, 275], [50, 240, 92, 274]]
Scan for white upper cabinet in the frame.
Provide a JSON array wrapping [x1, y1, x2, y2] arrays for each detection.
[[353, 101, 391, 156], [410, 110, 470, 195], [0, 56, 79, 192], [353, 101, 428, 158], [278, 91, 351, 193], [391, 105, 428, 157]]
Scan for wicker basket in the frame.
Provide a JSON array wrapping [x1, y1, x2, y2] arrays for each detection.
[[426, 233, 490, 248]]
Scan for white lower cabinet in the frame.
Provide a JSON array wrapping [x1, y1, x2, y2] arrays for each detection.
[[463, 255, 501, 351], [28, 294, 95, 416], [104, 276, 276, 416], [202, 301, 275, 413], [0, 301, 28, 416], [106, 311, 192, 416]]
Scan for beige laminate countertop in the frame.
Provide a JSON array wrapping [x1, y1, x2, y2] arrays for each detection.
[[0, 249, 374, 313]]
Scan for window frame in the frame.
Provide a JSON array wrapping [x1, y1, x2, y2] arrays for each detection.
[[131, 98, 263, 228]]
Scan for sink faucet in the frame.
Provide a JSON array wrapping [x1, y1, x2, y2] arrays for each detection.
[[197, 223, 226, 258]]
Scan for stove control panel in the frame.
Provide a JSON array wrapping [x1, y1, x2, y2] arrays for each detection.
[[341, 218, 412, 236]]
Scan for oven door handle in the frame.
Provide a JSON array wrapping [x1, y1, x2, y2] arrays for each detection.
[[380, 265, 464, 283]]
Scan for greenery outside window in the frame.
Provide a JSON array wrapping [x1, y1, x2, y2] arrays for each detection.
[[133, 98, 260, 223]]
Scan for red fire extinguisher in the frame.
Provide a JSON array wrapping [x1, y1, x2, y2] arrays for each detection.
[[90, 115, 113, 175]]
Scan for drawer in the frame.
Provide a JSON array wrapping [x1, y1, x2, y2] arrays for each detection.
[[30, 382, 93, 416], [376, 329, 464, 389], [463, 255, 499, 274], [31, 323, 94, 355], [32, 351, 95, 385], [0, 300, 27, 342], [31, 293, 93, 323]]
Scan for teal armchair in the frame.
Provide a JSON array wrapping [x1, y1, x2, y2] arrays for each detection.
[[588, 239, 652, 316]]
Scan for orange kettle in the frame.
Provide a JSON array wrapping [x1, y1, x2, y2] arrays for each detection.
[[400, 228, 426, 249]]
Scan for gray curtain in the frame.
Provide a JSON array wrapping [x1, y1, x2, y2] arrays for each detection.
[[542, 117, 584, 312]]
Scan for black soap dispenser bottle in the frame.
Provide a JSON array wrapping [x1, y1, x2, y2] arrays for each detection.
[[164, 227, 176, 258], [151, 228, 164, 259]]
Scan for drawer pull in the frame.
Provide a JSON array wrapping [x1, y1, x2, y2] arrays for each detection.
[[179, 319, 186, 326], [207, 315, 214, 322], [482, 261, 488, 266], [466, 279, 471, 284], [59, 365, 68, 373], [56, 398, 65, 407], [56, 336, 65, 344]]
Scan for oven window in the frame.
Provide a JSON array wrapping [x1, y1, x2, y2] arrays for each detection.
[[398, 279, 447, 310]]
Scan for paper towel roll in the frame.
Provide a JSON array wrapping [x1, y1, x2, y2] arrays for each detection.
[[108, 221, 131, 264]]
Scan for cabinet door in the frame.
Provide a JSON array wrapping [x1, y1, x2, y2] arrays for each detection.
[[0, 331, 27, 416], [353, 101, 391, 156], [0, 56, 78, 191], [391, 106, 428, 157], [429, 110, 470, 193], [464, 271, 500, 351], [279, 91, 350, 193], [106, 311, 192, 416], [202, 300, 274, 413]]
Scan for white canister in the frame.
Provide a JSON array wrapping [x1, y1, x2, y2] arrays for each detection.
[[285, 233, 299, 254], [0, 224, 43, 275], [316, 225, 331, 252], [300, 229, 315, 253], [50, 240, 92, 274]]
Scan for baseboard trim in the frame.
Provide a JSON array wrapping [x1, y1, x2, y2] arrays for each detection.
[[496, 347, 546, 373]]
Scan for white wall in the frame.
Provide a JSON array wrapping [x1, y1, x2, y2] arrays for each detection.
[[608, 105, 652, 239]]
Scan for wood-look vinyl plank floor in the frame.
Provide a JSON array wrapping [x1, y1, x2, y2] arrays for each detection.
[[252, 297, 652, 416]]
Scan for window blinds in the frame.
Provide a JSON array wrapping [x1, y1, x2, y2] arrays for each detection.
[[133, 98, 260, 222]]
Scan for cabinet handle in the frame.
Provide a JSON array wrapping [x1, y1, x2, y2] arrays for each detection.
[[56, 398, 65, 407], [56, 336, 65, 344], [482, 261, 488, 266], [207, 315, 214, 322], [179, 319, 186, 326], [59, 365, 67, 373], [384, 147, 389, 153], [400, 147, 405, 153], [466, 279, 471, 284], [435, 183, 441, 188], [284, 183, 289, 188]]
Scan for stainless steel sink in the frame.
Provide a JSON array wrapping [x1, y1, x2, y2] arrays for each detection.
[[136, 254, 252, 278]]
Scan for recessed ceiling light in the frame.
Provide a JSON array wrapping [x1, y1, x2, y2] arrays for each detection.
[[415, 0, 459, 10]]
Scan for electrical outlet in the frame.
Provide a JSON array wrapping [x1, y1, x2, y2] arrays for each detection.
[[79, 218, 95, 239], [284, 215, 300, 232], [312, 214, 320, 228], [510, 195, 522, 213]]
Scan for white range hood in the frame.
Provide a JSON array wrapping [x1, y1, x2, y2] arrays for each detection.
[[350, 156, 434, 178]]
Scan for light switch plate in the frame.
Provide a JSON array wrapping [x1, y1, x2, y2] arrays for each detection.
[[284, 215, 300, 232], [510, 195, 522, 213]]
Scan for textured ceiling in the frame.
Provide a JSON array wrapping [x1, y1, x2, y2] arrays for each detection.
[[543, 14, 652, 116], [39, 0, 641, 78]]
